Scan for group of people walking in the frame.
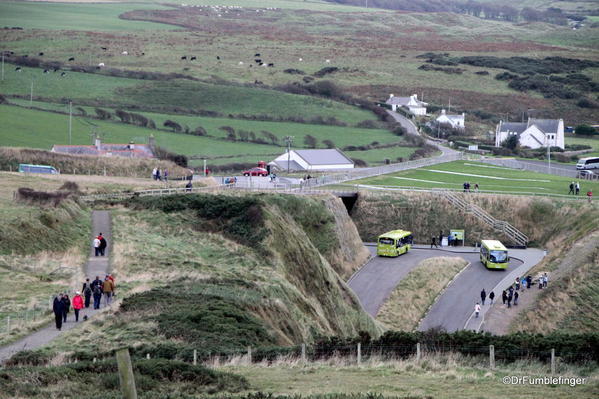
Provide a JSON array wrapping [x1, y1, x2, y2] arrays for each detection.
[[463, 182, 479, 193], [52, 275, 116, 330], [568, 181, 593, 202], [93, 233, 107, 257], [474, 273, 549, 318], [152, 167, 168, 181]]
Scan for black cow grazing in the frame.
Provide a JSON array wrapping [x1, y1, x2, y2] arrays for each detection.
[[68, 57, 74, 61], [254, 59, 261, 63], [22, 55, 28, 58], [60, 72, 66, 76], [254, 53, 260, 57], [43, 69, 49, 73], [141, 52, 145, 56], [181, 56, 187, 60], [268, 63, 274, 67], [101, 47, 108, 50], [38, 52, 44, 56], [15, 67, 21, 72], [259, 62, 265, 66], [53, 68, 59, 72], [216, 55, 220, 60], [190, 56, 196, 60]]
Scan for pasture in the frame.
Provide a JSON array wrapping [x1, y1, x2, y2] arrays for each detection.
[[351, 160, 599, 196]]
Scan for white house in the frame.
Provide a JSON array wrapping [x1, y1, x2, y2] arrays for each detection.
[[269, 149, 354, 171], [436, 109, 465, 130], [495, 118, 564, 150], [385, 94, 428, 115]]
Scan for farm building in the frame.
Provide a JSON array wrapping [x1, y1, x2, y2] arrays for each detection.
[[436, 109, 465, 130], [52, 138, 154, 158], [385, 94, 427, 115], [269, 149, 354, 171], [495, 118, 564, 150]]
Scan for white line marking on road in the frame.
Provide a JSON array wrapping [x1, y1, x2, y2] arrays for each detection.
[[424, 169, 551, 182]]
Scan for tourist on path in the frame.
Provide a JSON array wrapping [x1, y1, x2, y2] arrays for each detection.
[[53, 294, 65, 331], [568, 182, 574, 195], [431, 236, 438, 248], [514, 291, 519, 306], [474, 303, 481, 318], [515, 277, 520, 291], [163, 169, 168, 182], [93, 283, 103, 309], [502, 290, 507, 305], [507, 291, 513, 308], [152, 167, 158, 180], [489, 291, 495, 305], [587, 190, 593, 203], [526, 275, 532, 289], [575, 182, 580, 195], [103, 276, 114, 306], [93, 236, 101, 257], [82, 278, 92, 308], [543, 273, 548, 288], [480, 289, 486, 305], [72, 292, 84, 322], [61, 294, 71, 323], [98, 233, 107, 256], [439, 230, 444, 246]]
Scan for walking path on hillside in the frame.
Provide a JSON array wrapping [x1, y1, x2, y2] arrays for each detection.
[[348, 244, 544, 332], [0, 211, 111, 364]]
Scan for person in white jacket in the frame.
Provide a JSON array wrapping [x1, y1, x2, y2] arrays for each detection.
[[474, 303, 481, 318], [93, 237, 101, 257]]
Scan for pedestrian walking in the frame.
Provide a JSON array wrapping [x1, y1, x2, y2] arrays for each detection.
[[61, 294, 71, 323], [93, 283, 102, 309], [526, 275, 532, 289], [98, 233, 107, 256], [543, 273, 548, 288], [475, 302, 481, 318], [152, 167, 158, 180], [93, 236, 101, 257], [568, 182, 574, 195], [463, 182, 468, 192], [515, 277, 520, 291], [72, 292, 84, 322], [502, 290, 507, 305], [53, 294, 65, 330], [185, 181, 193, 192], [489, 291, 495, 305], [82, 278, 92, 308], [474, 183, 479, 193], [575, 182, 580, 195], [480, 288, 486, 305], [439, 230, 444, 246], [431, 236, 438, 248], [163, 169, 168, 182], [448, 234, 453, 247], [507, 291, 513, 308], [587, 190, 593, 203], [103, 276, 114, 306], [156, 168, 161, 181], [514, 291, 519, 306]]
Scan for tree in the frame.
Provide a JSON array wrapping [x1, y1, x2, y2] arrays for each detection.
[[220, 126, 236, 141], [163, 120, 182, 132], [322, 139, 335, 149], [575, 125, 597, 136], [115, 109, 131, 124], [304, 134, 318, 148], [95, 108, 111, 120], [502, 134, 520, 150], [261, 130, 279, 145]]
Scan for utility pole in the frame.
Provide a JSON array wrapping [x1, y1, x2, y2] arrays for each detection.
[[284, 136, 293, 174], [68, 101, 72, 145], [547, 135, 551, 174]]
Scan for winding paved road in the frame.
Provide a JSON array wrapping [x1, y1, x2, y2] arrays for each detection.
[[0, 211, 112, 364], [348, 244, 544, 332]]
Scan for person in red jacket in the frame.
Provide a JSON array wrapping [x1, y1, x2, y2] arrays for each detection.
[[72, 291, 84, 322]]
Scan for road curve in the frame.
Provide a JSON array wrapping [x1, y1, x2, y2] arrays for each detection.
[[348, 244, 544, 332]]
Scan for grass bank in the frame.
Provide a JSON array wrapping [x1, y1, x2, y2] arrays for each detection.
[[377, 257, 469, 331]]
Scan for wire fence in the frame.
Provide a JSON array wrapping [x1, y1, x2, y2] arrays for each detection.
[[0, 296, 55, 336]]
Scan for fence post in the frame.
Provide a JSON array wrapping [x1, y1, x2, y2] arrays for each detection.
[[489, 345, 495, 369], [301, 343, 306, 364], [357, 342, 361, 365], [551, 349, 555, 375], [193, 349, 197, 366], [416, 342, 421, 362], [6, 316, 10, 333], [247, 346, 252, 365], [116, 348, 138, 399]]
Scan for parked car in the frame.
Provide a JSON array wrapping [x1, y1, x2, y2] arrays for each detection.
[[242, 167, 268, 177], [578, 170, 597, 178]]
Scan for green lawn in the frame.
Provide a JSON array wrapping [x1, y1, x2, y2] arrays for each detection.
[[0, 2, 173, 31], [566, 134, 599, 158], [345, 146, 419, 165], [351, 160, 599, 196], [1, 66, 377, 124]]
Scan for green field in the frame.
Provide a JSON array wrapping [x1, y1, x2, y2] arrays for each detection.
[[566, 134, 599, 158], [351, 160, 599, 196], [0, 2, 173, 31]]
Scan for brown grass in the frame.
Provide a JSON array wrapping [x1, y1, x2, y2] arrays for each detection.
[[377, 257, 469, 331]]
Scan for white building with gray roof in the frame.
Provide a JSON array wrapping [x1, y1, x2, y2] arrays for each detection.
[[495, 118, 564, 150], [385, 94, 428, 115], [269, 149, 354, 171]]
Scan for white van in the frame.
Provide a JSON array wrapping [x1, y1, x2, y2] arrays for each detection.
[[576, 157, 599, 170]]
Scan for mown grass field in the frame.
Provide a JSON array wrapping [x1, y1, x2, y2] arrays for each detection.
[[351, 160, 599, 196], [565, 134, 599, 158]]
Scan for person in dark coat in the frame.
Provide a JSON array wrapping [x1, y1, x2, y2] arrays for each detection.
[[489, 291, 495, 305], [514, 291, 519, 306], [480, 288, 486, 305], [430, 236, 438, 248], [98, 233, 107, 256], [502, 290, 507, 305], [53, 294, 65, 330], [61, 294, 71, 322], [507, 291, 513, 308], [93, 283, 103, 309], [526, 275, 532, 289], [82, 278, 92, 308]]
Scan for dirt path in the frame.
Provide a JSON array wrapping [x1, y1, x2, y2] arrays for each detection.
[[0, 211, 111, 363]]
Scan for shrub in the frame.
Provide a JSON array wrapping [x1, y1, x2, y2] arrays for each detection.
[[163, 120, 182, 132], [502, 134, 520, 150], [322, 139, 336, 149], [94, 108, 111, 120], [575, 125, 597, 136], [577, 98, 597, 108], [313, 66, 339, 77], [304, 134, 318, 148], [356, 120, 378, 128], [153, 146, 188, 168], [352, 158, 368, 167]]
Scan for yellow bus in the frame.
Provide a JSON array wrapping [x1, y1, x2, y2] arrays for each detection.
[[480, 240, 509, 269], [377, 230, 413, 257]]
